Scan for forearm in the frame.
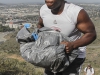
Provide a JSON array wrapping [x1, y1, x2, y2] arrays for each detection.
[[37, 24, 44, 28], [84, 73, 86, 75], [37, 17, 44, 28], [71, 32, 96, 49]]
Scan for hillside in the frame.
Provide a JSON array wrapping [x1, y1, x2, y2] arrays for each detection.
[[0, 31, 44, 75], [80, 18, 100, 75]]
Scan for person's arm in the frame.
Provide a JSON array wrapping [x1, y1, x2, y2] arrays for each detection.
[[84, 67, 87, 75], [61, 9, 97, 53], [84, 72, 87, 75], [73, 9, 96, 48], [92, 68, 95, 75], [37, 17, 44, 28]]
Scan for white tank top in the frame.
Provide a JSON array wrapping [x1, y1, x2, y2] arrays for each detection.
[[40, 3, 86, 58]]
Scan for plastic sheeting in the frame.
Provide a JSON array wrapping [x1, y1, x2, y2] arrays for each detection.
[[16, 27, 79, 73]]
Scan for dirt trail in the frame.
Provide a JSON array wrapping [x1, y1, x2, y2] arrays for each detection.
[[7, 54, 25, 62]]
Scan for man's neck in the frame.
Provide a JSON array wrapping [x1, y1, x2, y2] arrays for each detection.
[[51, 1, 65, 15]]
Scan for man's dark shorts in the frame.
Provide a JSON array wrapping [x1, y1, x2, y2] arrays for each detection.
[[44, 58, 85, 75]]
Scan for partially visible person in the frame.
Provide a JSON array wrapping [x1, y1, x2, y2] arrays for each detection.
[[37, 0, 97, 75], [84, 64, 95, 75]]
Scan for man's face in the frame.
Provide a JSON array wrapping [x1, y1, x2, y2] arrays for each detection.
[[45, 0, 63, 10], [88, 65, 91, 68]]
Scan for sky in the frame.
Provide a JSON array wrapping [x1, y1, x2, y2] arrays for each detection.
[[0, 0, 100, 4]]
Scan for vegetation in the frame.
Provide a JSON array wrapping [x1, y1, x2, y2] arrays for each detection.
[[0, 30, 44, 75], [0, 24, 15, 32]]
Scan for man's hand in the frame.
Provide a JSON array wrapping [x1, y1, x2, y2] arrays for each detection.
[[61, 41, 74, 53]]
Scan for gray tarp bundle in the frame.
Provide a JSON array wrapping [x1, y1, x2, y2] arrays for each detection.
[[16, 27, 79, 73]]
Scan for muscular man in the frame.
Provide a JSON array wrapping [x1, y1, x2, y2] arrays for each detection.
[[37, 0, 97, 75]]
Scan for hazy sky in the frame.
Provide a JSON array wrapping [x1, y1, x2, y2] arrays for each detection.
[[0, 0, 100, 4]]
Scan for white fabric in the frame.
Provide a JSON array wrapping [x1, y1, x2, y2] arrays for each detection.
[[40, 2, 86, 58], [84, 67, 94, 75]]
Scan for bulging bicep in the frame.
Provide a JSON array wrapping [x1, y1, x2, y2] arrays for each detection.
[[76, 9, 96, 34]]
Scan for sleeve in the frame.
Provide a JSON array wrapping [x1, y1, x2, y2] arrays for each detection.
[[92, 68, 94, 74], [67, 3, 83, 25], [84, 67, 87, 72], [39, 4, 46, 18], [39, 6, 43, 17], [73, 5, 83, 24]]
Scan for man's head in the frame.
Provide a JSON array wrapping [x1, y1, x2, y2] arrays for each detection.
[[45, 0, 65, 10], [87, 63, 91, 68]]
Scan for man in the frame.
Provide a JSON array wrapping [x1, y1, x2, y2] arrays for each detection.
[[37, 0, 97, 75], [84, 64, 95, 75]]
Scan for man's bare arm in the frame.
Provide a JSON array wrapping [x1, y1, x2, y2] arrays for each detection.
[[72, 9, 97, 49], [61, 9, 97, 53], [37, 17, 44, 28]]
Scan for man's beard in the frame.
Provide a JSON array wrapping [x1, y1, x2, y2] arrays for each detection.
[[51, 6, 61, 14], [51, 10, 58, 14]]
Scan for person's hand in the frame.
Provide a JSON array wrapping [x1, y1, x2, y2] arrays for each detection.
[[60, 41, 74, 53]]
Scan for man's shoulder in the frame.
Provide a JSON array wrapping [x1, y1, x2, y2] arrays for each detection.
[[84, 67, 87, 69], [65, 2, 83, 11], [41, 4, 46, 7], [84, 67, 87, 71], [91, 67, 94, 70], [40, 4, 48, 10], [40, 4, 50, 17]]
